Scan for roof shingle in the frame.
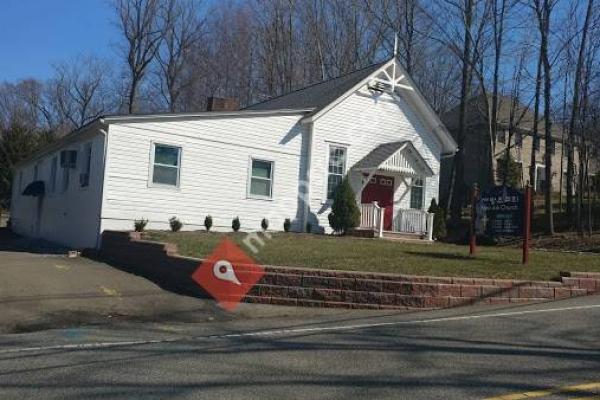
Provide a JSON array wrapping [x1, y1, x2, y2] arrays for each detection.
[[245, 62, 384, 113]]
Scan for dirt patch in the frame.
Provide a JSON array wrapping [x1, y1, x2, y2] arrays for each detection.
[[528, 233, 600, 253]]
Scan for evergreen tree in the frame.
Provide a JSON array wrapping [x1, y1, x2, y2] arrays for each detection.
[[428, 198, 447, 240], [328, 178, 360, 235]]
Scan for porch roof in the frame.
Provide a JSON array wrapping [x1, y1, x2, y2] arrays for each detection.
[[351, 141, 434, 177]]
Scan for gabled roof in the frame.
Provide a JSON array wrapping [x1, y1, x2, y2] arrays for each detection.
[[245, 63, 384, 112], [246, 58, 458, 155], [352, 141, 434, 177]]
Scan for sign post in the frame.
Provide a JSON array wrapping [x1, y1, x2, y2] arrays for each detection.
[[469, 183, 479, 256], [522, 185, 532, 264]]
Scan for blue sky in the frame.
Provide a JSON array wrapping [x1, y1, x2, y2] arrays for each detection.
[[0, 0, 118, 82]]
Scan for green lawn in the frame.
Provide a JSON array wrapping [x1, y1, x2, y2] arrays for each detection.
[[143, 231, 600, 281]]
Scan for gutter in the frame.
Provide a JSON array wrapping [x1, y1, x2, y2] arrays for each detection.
[[95, 123, 109, 249], [103, 108, 313, 124]]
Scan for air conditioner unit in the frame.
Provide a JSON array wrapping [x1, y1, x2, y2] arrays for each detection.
[[79, 173, 90, 187], [60, 150, 77, 169]]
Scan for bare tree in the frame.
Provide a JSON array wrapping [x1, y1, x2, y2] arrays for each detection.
[[48, 57, 113, 130], [154, 0, 204, 112], [566, 0, 594, 229], [115, 0, 163, 113], [532, 0, 556, 235]]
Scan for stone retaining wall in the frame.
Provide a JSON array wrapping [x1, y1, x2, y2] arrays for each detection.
[[98, 231, 600, 310]]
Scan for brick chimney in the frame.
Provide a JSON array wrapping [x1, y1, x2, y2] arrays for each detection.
[[206, 97, 239, 112]]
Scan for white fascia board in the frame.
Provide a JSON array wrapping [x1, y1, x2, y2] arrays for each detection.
[[103, 109, 313, 124]]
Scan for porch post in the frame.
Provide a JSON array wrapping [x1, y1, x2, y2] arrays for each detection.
[[426, 212, 434, 241], [378, 208, 384, 238]]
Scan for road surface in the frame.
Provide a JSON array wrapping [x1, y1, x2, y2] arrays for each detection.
[[1, 294, 599, 399]]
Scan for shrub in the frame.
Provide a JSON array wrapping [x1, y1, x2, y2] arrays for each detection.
[[328, 177, 360, 235], [232, 216, 241, 232], [427, 199, 447, 240], [169, 216, 183, 232], [261, 218, 269, 231], [283, 218, 291, 232], [134, 218, 148, 232], [204, 215, 213, 232]]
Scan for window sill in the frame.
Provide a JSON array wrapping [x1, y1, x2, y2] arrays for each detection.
[[247, 195, 274, 201], [147, 183, 181, 191]]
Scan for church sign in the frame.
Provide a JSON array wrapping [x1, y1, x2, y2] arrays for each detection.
[[476, 185, 524, 237]]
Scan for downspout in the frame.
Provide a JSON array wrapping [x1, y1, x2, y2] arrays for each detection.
[[301, 121, 314, 232], [95, 123, 109, 249]]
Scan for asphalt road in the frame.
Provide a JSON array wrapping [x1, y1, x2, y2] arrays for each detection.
[[1, 294, 599, 399]]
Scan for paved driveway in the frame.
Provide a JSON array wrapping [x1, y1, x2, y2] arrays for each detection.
[[0, 243, 380, 333], [0, 250, 224, 333]]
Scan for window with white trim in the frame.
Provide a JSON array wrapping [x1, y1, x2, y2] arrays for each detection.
[[249, 159, 273, 198], [327, 145, 347, 199], [151, 144, 181, 187], [410, 177, 424, 209]]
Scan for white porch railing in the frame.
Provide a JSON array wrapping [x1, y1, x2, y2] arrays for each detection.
[[393, 209, 429, 234], [359, 203, 434, 240], [359, 202, 384, 238]]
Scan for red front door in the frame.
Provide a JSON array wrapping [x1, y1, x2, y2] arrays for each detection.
[[361, 174, 394, 230]]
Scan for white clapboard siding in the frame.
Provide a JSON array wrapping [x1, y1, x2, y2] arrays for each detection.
[[309, 88, 442, 232], [10, 133, 105, 248], [100, 114, 308, 233]]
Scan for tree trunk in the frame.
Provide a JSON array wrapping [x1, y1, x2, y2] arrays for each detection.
[[529, 51, 542, 188], [540, 0, 554, 235], [450, 0, 474, 224], [567, 0, 594, 224]]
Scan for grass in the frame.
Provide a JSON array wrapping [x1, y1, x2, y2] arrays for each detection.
[[143, 231, 600, 282]]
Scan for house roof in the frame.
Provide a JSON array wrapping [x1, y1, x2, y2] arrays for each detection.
[[441, 93, 565, 141], [101, 108, 312, 123], [245, 63, 385, 113], [353, 141, 410, 170], [247, 58, 458, 155], [352, 141, 434, 177]]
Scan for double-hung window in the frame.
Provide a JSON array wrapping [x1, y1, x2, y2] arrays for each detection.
[[249, 159, 273, 198], [151, 143, 181, 187], [327, 145, 347, 199], [410, 177, 424, 210]]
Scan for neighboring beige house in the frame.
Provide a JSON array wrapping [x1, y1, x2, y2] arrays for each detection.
[[440, 94, 577, 202]]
